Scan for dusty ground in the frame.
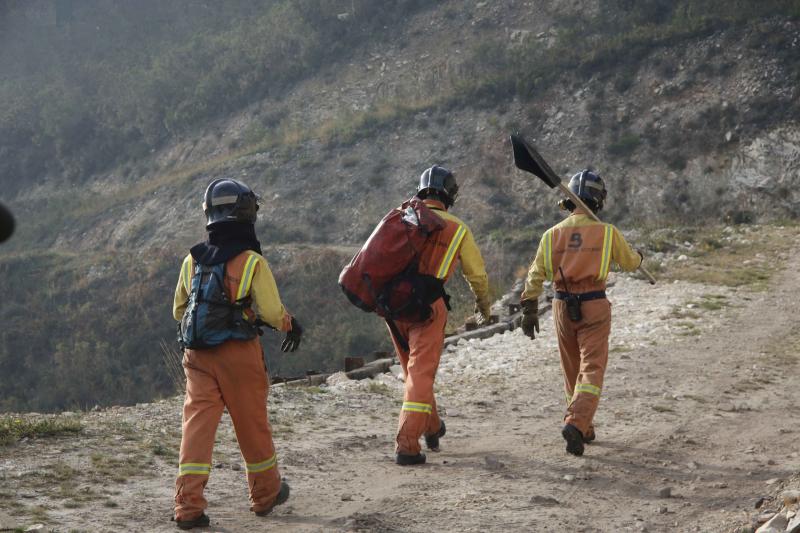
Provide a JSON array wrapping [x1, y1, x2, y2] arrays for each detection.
[[1, 224, 799, 533]]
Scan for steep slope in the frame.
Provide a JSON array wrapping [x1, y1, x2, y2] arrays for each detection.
[[1, 1, 799, 411]]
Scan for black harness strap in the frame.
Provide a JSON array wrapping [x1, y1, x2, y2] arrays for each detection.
[[386, 318, 409, 352]]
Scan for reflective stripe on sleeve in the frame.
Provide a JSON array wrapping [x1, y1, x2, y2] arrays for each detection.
[[402, 401, 433, 414], [543, 230, 554, 281], [246, 454, 277, 474], [575, 383, 601, 396], [597, 225, 613, 280], [436, 225, 467, 279], [179, 462, 211, 476], [236, 254, 260, 299]]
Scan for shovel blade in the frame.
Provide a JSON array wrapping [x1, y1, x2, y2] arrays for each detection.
[[510, 134, 561, 189]]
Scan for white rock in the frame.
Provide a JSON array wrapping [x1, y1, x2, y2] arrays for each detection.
[[756, 511, 788, 533], [0, 511, 19, 531], [326, 372, 350, 386], [373, 373, 402, 391], [788, 512, 800, 533], [782, 490, 800, 506]]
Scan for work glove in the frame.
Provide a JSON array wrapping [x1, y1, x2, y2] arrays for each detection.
[[474, 297, 493, 326], [281, 317, 303, 353], [520, 299, 540, 340]]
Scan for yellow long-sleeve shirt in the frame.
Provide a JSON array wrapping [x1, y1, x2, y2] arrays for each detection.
[[522, 211, 642, 302], [429, 205, 491, 309], [173, 251, 292, 332]]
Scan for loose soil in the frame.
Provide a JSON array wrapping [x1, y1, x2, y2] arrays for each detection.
[[1, 226, 799, 533]]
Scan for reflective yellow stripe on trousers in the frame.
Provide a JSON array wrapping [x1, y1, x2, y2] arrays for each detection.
[[435, 225, 467, 279], [575, 383, 601, 397], [402, 401, 432, 414], [179, 462, 211, 476], [246, 454, 277, 474]]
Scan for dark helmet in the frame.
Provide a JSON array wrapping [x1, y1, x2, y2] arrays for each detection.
[[564, 169, 607, 212], [0, 202, 14, 243], [416, 165, 458, 207], [202, 178, 259, 227]]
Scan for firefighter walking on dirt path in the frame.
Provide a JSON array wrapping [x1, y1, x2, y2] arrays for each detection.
[[390, 165, 492, 466], [171, 178, 303, 529], [519, 170, 642, 457]]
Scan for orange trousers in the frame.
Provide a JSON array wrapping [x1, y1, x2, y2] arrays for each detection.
[[388, 298, 447, 455], [174, 338, 281, 521], [552, 298, 611, 437]]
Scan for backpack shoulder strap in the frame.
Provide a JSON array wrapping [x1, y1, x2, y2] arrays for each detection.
[[408, 198, 447, 234]]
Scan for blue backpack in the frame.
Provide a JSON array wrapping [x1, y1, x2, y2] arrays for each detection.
[[179, 261, 258, 349]]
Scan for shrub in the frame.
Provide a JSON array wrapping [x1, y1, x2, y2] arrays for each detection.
[[725, 209, 756, 225], [0, 416, 82, 446], [663, 151, 688, 170], [341, 155, 361, 169], [607, 133, 642, 157]]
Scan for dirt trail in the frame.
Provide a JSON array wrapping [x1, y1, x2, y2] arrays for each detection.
[[1, 227, 799, 533]]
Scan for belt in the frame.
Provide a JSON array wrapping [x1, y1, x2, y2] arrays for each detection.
[[554, 290, 606, 302]]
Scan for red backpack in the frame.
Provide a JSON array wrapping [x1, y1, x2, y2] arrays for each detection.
[[339, 198, 446, 323]]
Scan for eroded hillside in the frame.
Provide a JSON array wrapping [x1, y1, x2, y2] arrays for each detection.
[[1, 0, 799, 411]]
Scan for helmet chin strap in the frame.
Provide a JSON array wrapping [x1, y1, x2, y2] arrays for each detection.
[[559, 198, 601, 213]]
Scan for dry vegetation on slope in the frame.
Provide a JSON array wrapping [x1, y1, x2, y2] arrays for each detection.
[[1, 1, 799, 411]]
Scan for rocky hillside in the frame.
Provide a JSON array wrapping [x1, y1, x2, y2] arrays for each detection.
[[0, 223, 798, 532], [1, 0, 799, 411]]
